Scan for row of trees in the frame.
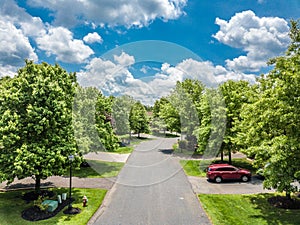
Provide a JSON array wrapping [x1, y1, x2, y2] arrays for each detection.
[[152, 20, 300, 198], [0, 61, 150, 193], [1, 20, 299, 198]]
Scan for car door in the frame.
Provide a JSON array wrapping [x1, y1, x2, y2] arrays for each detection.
[[229, 167, 240, 179], [222, 167, 238, 180]]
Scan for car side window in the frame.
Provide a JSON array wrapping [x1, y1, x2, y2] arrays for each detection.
[[216, 167, 236, 171]]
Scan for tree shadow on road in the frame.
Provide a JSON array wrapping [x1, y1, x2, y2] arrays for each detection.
[[159, 149, 174, 155]]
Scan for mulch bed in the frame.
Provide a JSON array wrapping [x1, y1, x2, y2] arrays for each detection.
[[22, 190, 54, 203], [21, 190, 79, 221], [268, 196, 300, 209]]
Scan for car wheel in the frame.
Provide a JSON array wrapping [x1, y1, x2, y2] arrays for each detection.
[[241, 175, 249, 182], [215, 176, 222, 183]]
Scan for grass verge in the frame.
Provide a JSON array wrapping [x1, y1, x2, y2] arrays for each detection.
[[0, 188, 106, 225], [68, 160, 124, 178], [180, 160, 207, 177], [180, 158, 255, 177], [198, 193, 300, 225], [152, 132, 180, 138], [114, 146, 133, 154]]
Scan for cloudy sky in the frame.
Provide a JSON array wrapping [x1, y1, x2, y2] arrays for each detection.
[[0, 0, 299, 105]]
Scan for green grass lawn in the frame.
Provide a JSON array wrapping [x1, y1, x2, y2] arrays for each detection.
[[67, 160, 124, 178], [180, 160, 207, 177], [199, 193, 300, 225], [152, 132, 180, 138], [0, 188, 107, 225], [180, 158, 255, 177], [114, 146, 133, 154]]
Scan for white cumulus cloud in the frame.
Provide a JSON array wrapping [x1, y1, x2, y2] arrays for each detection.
[[36, 26, 94, 63], [113, 52, 135, 66], [27, 0, 187, 28], [83, 32, 103, 44], [0, 19, 38, 77], [213, 10, 290, 72], [176, 59, 256, 85], [0, 0, 45, 76], [0, 0, 46, 37], [78, 51, 257, 105]]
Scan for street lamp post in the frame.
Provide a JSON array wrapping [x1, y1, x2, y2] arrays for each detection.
[[63, 154, 80, 215], [68, 154, 74, 210]]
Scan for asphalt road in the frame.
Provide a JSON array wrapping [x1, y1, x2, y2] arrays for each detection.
[[92, 137, 211, 225]]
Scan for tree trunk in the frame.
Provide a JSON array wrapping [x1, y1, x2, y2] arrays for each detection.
[[220, 150, 224, 162], [286, 191, 291, 200], [228, 148, 232, 164], [35, 175, 41, 194], [220, 142, 224, 162]]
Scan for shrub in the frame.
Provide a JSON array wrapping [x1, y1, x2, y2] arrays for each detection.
[[33, 196, 48, 211]]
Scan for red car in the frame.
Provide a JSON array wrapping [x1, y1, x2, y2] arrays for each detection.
[[206, 163, 251, 183]]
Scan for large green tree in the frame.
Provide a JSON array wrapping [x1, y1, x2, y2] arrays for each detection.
[[0, 61, 80, 193], [164, 79, 203, 149], [158, 100, 181, 133], [112, 95, 135, 137], [152, 97, 173, 134], [218, 80, 256, 163], [237, 20, 300, 198], [195, 88, 226, 158], [172, 79, 203, 139], [95, 94, 119, 151], [73, 86, 103, 153], [129, 101, 150, 137]]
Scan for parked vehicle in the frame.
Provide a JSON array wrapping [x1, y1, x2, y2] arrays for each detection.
[[206, 163, 251, 183]]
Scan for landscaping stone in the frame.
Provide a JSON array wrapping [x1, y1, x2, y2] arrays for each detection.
[[42, 200, 58, 212]]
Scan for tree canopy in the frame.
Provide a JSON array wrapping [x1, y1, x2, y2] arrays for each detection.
[[73, 86, 104, 153], [95, 94, 119, 151], [112, 95, 135, 136], [237, 20, 300, 198], [129, 101, 150, 137], [218, 80, 256, 163], [195, 88, 226, 159], [0, 60, 80, 193]]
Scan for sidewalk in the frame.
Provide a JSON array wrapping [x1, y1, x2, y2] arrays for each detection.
[[0, 176, 116, 191], [0, 152, 129, 192], [84, 152, 129, 163]]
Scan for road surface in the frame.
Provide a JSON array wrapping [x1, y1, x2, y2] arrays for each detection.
[[91, 137, 211, 225]]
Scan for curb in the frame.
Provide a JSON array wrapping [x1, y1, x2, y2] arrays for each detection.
[[86, 181, 118, 225], [86, 150, 132, 225]]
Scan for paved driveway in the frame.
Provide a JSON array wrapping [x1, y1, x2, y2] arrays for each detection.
[[188, 176, 275, 194], [90, 137, 211, 225]]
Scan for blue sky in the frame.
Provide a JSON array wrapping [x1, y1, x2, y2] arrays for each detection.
[[1, 0, 299, 104]]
